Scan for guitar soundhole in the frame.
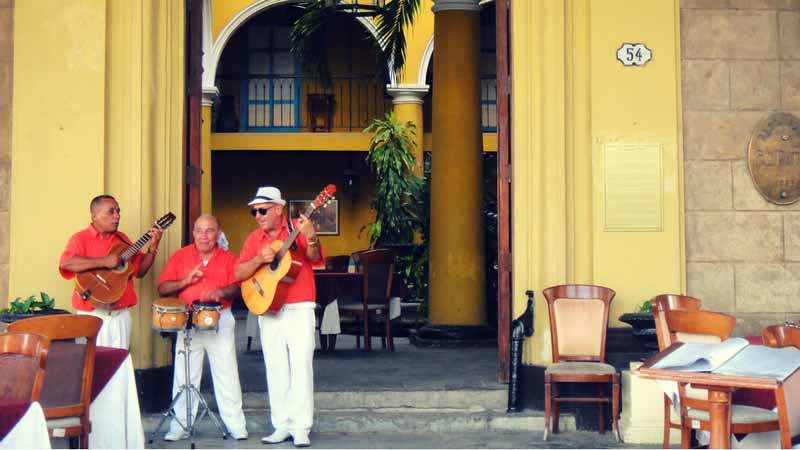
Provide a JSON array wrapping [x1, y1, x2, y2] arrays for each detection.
[[113, 262, 126, 272]]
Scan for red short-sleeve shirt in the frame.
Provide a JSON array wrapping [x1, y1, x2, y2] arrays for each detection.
[[157, 245, 237, 309], [59, 225, 143, 311], [235, 221, 323, 304]]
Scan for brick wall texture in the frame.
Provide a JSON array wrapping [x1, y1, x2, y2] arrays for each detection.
[[682, 0, 800, 336], [0, 0, 11, 308]]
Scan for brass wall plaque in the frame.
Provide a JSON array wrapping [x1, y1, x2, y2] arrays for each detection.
[[748, 112, 800, 205]]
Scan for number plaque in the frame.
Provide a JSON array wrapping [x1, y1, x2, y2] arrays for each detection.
[[616, 43, 652, 67]]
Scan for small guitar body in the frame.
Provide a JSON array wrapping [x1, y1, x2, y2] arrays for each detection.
[[74, 212, 176, 310], [241, 240, 304, 315], [75, 242, 134, 309], [241, 184, 336, 315]]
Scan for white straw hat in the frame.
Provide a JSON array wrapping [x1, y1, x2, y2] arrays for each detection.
[[247, 186, 286, 206]]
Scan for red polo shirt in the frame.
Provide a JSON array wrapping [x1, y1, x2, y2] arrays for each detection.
[[236, 220, 322, 304], [59, 225, 142, 311], [158, 245, 237, 309]]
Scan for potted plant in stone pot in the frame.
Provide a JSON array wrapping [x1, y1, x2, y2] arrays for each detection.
[[0, 292, 70, 324], [618, 299, 659, 351]]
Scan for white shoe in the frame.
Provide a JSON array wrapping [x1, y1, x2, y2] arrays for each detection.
[[164, 430, 189, 442], [292, 432, 311, 448], [261, 429, 291, 444], [230, 429, 248, 440]]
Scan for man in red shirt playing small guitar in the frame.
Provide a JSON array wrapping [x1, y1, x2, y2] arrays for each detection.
[[156, 214, 248, 442], [59, 195, 162, 349], [235, 186, 322, 448]]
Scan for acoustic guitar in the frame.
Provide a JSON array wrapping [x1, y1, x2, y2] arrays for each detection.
[[242, 185, 336, 315], [75, 212, 176, 309]]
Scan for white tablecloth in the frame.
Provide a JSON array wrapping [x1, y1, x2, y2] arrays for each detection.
[[319, 297, 402, 335], [89, 354, 144, 449], [0, 402, 51, 450]]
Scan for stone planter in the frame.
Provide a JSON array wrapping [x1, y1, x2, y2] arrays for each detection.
[[0, 308, 70, 324], [618, 312, 658, 351]]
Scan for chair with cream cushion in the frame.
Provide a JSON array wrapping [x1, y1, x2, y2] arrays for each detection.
[[542, 284, 620, 442]]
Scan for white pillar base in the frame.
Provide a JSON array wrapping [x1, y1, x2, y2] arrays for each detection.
[[620, 361, 681, 444]]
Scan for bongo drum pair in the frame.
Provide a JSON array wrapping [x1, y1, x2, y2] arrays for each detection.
[[151, 298, 222, 332]]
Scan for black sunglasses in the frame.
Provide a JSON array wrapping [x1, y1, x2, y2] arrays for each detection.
[[250, 207, 272, 217]]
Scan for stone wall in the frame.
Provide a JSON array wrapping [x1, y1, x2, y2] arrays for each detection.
[[682, 0, 800, 336], [0, 0, 11, 308]]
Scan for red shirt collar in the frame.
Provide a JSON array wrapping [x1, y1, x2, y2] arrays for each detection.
[[191, 245, 221, 261], [259, 222, 290, 242]]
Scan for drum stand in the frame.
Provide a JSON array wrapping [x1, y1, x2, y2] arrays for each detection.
[[148, 322, 228, 449]]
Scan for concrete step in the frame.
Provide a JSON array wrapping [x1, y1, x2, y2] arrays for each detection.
[[143, 408, 576, 435], [201, 388, 510, 411]]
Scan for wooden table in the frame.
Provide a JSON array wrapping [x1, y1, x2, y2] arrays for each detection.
[[314, 271, 363, 352], [638, 343, 784, 449]]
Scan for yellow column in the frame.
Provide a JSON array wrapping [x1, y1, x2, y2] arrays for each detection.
[[429, 0, 484, 326], [201, 88, 217, 214], [387, 85, 428, 175]]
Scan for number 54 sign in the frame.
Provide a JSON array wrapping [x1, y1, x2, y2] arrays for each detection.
[[616, 43, 652, 67]]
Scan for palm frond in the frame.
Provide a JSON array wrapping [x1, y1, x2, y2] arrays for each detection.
[[290, 1, 333, 87], [375, 0, 421, 74]]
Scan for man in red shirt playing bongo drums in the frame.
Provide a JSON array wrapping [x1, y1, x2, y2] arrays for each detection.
[[235, 186, 322, 448], [157, 214, 248, 442]]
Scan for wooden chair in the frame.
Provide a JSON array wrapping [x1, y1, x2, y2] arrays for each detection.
[[651, 294, 702, 448], [8, 315, 102, 449], [0, 332, 50, 401], [338, 248, 396, 351], [762, 325, 800, 349], [665, 310, 781, 449], [541, 284, 620, 441], [761, 325, 800, 448], [324, 255, 351, 272]]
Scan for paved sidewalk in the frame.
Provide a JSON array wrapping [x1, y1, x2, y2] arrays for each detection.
[[149, 430, 655, 449]]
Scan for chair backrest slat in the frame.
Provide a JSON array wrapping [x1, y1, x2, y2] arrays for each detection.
[[651, 294, 702, 351], [352, 249, 395, 306]]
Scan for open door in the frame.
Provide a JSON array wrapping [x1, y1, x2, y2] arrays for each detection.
[[496, 0, 512, 383]]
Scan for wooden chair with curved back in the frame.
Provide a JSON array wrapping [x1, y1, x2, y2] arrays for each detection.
[[651, 294, 702, 448], [665, 310, 781, 449], [324, 255, 351, 273], [338, 248, 396, 351], [761, 325, 800, 448], [0, 332, 51, 402], [8, 314, 103, 449], [542, 284, 620, 442]]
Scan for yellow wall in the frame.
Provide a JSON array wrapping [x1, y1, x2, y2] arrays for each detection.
[[11, 0, 184, 369], [511, 0, 685, 365], [212, 151, 373, 258]]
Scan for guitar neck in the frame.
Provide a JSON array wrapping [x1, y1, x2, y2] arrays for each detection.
[[273, 203, 317, 264], [120, 232, 153, 261]]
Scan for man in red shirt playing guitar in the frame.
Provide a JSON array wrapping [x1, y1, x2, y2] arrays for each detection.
[[156, 214, 249, 442], [235, 186, 322, 448], [59, 195, 162, 349]]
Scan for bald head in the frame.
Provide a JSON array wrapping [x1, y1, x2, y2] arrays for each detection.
[[193, 214, 221, 255], [194, 213, 220, 229]]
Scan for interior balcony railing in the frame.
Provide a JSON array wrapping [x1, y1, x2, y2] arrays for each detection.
[[214, 75, 393, 132], [213, 75, 499, 133]]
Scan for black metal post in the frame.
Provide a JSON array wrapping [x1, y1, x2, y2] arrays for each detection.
[[507, 290, 535, 413]]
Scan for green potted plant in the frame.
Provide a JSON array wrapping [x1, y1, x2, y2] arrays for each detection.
[[618, 299, 658, 350], [363, 112, 429, 323], [0, 292, 69, 323]]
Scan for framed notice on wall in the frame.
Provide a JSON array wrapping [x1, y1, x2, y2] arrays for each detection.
[[289, 199, 339, 235]]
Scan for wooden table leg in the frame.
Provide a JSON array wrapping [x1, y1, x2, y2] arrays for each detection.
[[706, 388, 733, 449]]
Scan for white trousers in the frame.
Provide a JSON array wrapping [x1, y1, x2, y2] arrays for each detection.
[[77, 308, 132, 349], [168, 309, 247, 436], [259, 303, 315, 434]]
